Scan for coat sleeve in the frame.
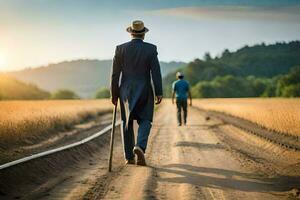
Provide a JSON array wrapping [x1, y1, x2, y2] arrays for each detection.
[[110, 46, 122, 99], [150, 47, 163, 96]]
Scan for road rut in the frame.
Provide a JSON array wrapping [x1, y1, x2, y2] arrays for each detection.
[[102, 102, 300, 200]]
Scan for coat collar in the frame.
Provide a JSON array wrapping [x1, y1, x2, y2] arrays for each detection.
[[131, 38, 144, 42]]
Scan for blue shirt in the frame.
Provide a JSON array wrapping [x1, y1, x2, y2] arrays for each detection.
[[172, 79, 190, 100]]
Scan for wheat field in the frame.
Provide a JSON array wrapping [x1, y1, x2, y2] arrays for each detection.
[[0, 100, 112, 148], [193, 98, 300, 136]]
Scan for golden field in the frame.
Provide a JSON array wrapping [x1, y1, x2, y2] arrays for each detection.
[[0, 100, 112, 148], [193, 98, 300, 136]]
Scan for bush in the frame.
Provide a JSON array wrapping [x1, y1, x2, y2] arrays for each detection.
[[191, 75, 255, 98], [276, 66, 300, 97], [95, 87, 110, 99], [281, 84, 300, 97], [51, 89, 80, 99]]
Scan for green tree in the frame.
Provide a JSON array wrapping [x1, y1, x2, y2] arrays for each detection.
[[191, 75, 255, 98], [276, 66, 300, 97], [51, 89, 80, 99], [222, 49, 231, 58], [247, 76, 269, 97], [191, 81, 217, 98], [281, 84, 300, 97], [95, 87, 110, 99], [204, 52, 212, 61]]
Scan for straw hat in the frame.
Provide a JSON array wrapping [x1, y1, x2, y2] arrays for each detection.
[[126, 20, 149, 34]]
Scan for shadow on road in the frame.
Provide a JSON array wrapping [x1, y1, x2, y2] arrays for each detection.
[[156, 164, 300, 193]]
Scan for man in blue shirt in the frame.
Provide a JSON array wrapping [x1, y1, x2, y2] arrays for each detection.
[[172, 72, 192, 126]]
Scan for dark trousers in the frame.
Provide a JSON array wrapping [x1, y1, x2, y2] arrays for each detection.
[[122, 119, 152, 160], [176, 99, 187, 125]]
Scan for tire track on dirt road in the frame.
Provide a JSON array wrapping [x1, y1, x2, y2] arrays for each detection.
[[102, 101, 300, 200], [0, 113, 125, 200]]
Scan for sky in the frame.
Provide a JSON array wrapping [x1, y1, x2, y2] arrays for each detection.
[[0, 0, 300, 71]]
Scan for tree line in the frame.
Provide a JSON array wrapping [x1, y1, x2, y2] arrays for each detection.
[[163, 41, 300, 98], [191, 66, 300, 98]]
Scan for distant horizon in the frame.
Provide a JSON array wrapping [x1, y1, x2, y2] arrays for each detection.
[[3, 58, 187, 73], [2, 39, 298, 72]]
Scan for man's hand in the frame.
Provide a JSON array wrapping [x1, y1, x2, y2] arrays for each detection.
[[155, 96, 163, 105], [189, 101, 192, 106], [111, 97, 118, 106], [172, 99, 175, 105]]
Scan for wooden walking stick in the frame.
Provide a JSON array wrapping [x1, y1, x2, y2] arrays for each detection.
[[108, 102, 117, 172]]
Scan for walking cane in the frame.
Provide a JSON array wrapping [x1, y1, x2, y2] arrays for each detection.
[[108, 102, 117, 172]]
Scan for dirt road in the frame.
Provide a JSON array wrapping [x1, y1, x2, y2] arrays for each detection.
[[1, 102, 300, 200], [101, 102, 300, 200]]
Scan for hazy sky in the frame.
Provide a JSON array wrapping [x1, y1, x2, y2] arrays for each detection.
[[0, 0, 300, 71]]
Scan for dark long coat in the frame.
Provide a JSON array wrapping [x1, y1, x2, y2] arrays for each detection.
[[110, 39, 162, 124]]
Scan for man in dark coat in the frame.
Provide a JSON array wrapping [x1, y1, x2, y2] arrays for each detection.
[[110, 20, 163, 166]]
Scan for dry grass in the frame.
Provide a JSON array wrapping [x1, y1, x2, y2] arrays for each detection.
[[0, 100, 112, 148], [193, 98, 300, 136]]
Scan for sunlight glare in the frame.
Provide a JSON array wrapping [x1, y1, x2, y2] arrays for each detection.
[[0, 54, 7, 71]]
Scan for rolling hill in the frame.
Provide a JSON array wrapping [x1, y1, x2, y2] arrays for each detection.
[[0, 74, 50, 100], [9, 60, 185, 98]]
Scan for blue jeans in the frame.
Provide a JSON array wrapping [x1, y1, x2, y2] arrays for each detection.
[[122, 119, 152, 160], [176, 99, 187, 125]]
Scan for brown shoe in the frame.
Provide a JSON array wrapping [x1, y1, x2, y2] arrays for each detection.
[[125, 159, 135, 165], [133, 146, 146, 166]]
